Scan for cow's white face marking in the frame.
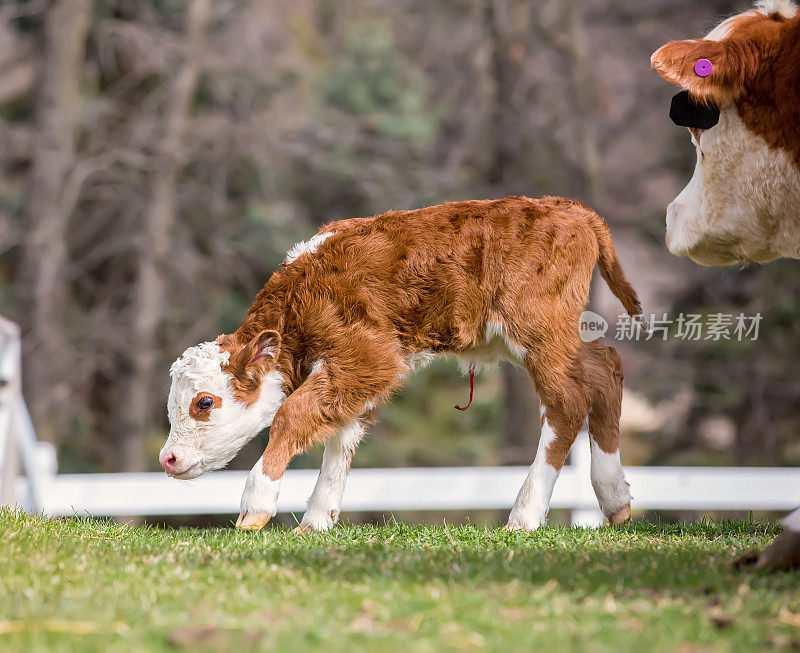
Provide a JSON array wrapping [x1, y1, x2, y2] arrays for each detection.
[[663, 0, 800, 266], [665, 107, 800, 266], [285, 231, 335, 265], [159, 341, 286, 478], [753, 0, 798, 21]]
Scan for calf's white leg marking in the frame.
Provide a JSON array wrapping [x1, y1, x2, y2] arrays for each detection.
[[507, 409, 559, 530], [299, 421, 364, 532], [784, 506, 800, 533], [588, 438, 632, 522], [237, 458, 282, 530]]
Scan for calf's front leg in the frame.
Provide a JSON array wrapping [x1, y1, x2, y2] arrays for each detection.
[[236, 419, 302, 530], [295, 420, 364, 533], [236, 373, 352, 531], [237, 457, 283, 530]]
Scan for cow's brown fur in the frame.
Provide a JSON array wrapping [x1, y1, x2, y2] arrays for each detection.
[[736, 15, 800, 167], [584, 342, 625, 455], [218, 330, 281, 405], [218, 197, 640, 480], [651, 10, 800, 166]]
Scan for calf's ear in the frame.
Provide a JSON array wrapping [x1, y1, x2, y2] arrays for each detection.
[[220, 330, 282, 405], [218, 330, 281, 367], [247, 330, 281, 364], [651, 38, 756, 105]]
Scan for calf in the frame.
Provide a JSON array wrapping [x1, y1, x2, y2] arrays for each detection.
[[159, 196, 642, 532], [651, 0, 800, 569]]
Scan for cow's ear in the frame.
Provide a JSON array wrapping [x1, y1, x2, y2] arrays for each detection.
[[651, 38, 756, 105], [247, 330, 280, 365], [219, 330, 281, 385]]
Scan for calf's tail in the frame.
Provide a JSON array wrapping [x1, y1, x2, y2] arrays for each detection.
[[589, 214, 643, 318]]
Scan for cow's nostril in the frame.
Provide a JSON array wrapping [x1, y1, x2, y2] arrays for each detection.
[[160, 452, 177, 473]]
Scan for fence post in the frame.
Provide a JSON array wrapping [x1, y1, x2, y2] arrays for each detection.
[[0, 316, 48, 514], [570, 430, 604, 527], [0, 317, 21, 507]]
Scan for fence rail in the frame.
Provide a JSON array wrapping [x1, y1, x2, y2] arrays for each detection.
[[9, 435, 800, 526], [2, 315, 799, 526]]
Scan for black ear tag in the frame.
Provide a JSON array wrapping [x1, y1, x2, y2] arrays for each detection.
[[669, 90, 720, 129]]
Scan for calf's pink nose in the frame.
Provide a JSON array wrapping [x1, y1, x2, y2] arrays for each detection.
[[160, 451, 177, 474]]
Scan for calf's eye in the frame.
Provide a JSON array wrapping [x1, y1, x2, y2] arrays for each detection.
[[197, 396, 214, 410]]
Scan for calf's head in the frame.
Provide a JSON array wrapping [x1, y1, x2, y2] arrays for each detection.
[[158, 331, 285, 478], [651, 0, 800, 266]]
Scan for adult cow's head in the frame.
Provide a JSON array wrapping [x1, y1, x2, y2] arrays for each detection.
[[651, 0, 800, 266]]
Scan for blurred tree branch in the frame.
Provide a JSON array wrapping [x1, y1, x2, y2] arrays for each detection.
[[485, 0, 541, 463], [117, 0, 213, 474], [17, 0, 93, 444]]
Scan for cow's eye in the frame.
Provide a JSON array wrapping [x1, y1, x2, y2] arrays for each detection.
[[196, 396, 214, 410]]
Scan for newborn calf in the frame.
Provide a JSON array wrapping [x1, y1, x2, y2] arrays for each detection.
[[159, 196, 642, 531]]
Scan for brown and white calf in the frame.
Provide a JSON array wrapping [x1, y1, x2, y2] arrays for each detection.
[[159, 196, 642, 532], [652, 0, 800, 568]]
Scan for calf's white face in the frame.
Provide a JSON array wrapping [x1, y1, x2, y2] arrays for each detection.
[[159, 335, 286, 479]]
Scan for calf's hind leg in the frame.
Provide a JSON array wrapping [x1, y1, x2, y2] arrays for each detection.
[[584, 342, 632, 525], [507, 353, 592, 530]]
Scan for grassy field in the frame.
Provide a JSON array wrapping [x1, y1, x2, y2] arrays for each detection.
[[1, 510, 799, 651]]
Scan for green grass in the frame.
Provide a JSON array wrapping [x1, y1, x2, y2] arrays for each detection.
[[1, 510, 799, 651]]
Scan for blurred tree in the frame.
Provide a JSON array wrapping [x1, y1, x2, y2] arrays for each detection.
[[116, 0, 212, 473], [17, 0, 92, 445], [653, 260, 800, 468], [532, 0, 602, 203], [484, 0, 540, 464]]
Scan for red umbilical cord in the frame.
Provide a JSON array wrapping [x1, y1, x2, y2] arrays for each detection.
[[455, 365, 475, 411]]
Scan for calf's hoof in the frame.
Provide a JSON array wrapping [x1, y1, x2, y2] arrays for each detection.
[[235, 512, 271, 531], [504, 515, 545, 532], [735, 531, 800, 572], [609, 504, 631, 526]]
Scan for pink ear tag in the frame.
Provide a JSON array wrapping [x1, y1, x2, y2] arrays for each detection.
[[694, 58, 713, 77]]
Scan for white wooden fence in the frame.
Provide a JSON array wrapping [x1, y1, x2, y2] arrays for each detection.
[[2, 316, 799, 525]]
